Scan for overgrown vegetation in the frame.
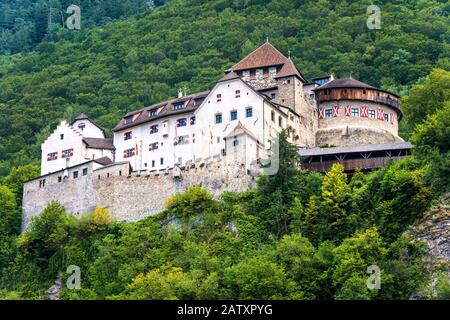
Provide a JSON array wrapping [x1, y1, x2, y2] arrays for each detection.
[[0, 124, 448, 299], [0, 0, 448, 300]]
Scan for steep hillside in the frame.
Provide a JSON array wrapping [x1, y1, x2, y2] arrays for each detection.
[[0, 0, 449, 177], [0, 0, 166, 54]]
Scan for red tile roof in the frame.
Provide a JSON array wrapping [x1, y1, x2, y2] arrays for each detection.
[[232, 42, 289, 71], [275, 58, 306, 82], [232, 42, 306, 82]]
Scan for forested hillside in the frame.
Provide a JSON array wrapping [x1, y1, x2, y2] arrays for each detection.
[[0, 0, 449, 177], [0, 0, 449, 300], [0, 0, 165, 55]]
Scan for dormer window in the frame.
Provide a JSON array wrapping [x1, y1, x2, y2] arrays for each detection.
[[124, 116, 133, 124], [173, 102, 184, 110], [242, 70, 250, 81], [78, 123, 85, 131], [149, 109, 157, 117], [269, 67, 277, 77]]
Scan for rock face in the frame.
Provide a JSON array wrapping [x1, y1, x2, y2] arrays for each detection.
[[411, 193, 450, 274]]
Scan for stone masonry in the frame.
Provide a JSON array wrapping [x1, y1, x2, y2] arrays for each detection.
[[22, 158, 255, 230]]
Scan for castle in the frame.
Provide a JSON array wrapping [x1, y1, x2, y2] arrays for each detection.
[[22, 42, 411, 229]]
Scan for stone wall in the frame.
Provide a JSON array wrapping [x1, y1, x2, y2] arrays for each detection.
[[316, 100, 403, 147], [22, 159, 255, 230], [22, 161, 98, 230]]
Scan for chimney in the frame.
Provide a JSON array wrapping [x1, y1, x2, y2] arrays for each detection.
[[178, 88, 183, 98]]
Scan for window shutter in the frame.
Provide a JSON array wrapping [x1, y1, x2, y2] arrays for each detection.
[[344, 106, 351, 116], [332, 106, 339, 117]]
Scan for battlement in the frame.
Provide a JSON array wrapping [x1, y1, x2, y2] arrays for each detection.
[[22, 157, 255, 230]]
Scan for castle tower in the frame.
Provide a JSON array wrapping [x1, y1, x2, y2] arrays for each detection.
[[230, 42, 314, 146], [314, 78, 403, 147]]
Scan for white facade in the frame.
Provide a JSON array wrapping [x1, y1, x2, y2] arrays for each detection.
[[41, 118, 114, 176], [72, 119, 104, 138], [112, 77, 289, 173], [113, 112, 196, 171]]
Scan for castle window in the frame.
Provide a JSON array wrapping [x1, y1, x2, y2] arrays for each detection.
[[149, 109, 157, 117], [124, 116, 133, 124], [384, 113, 390, 122], [160, 158, 164, 165], [119, 170, 122, 176], [123, 148, 135, 158], [61, 148, 74, 159], [233, 139, 239, 147], [73, 171, 79, 179], [78, 123, 85, 131], [47, 152, 58, 161], [271, 111, 275, 122], [246, 107, 253, 118], [82, 168, 88, 176], [177, 136, 185, 145], [60, 134, 64, 140], [278, 116, 283, 127], [150, 124, 158, 134], [271, 93, 276, 99], [173, 102, 184, 110], [269, 67, 277, 77], [235, 90, 240, 98], [215, 113, 222, 124], [351, 108, 360, 117], [176, 118, 187, 127], [256, 69, 263, 79], [217, 136, 220, 144], [325, 108, 333, 118], [58, 176, 62, 183], [190, 116, 196, 125], [216, 94, 222, 102], [149, 142, 159, 151], [124, 131, 132, 140], [39, 179, 46, 188], [369, 109, 376, 119], [230, 110, 237, 121]]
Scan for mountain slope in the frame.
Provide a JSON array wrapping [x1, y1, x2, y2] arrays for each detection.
[[0, 0, 449, 177]]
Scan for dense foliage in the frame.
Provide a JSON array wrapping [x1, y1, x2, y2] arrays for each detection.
[[0, 128, 448, 300], [0, 0, 165, 55], [0, 0, 449, 177], [0, 0, 448, 300]]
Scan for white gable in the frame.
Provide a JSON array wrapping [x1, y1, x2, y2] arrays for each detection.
[[72, 119, 105, 138]]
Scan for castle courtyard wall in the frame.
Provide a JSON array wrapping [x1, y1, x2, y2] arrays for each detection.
[[22, 160, 255, 230]]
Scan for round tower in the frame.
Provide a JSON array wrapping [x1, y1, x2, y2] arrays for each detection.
[[314, 78, 403, 147]]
